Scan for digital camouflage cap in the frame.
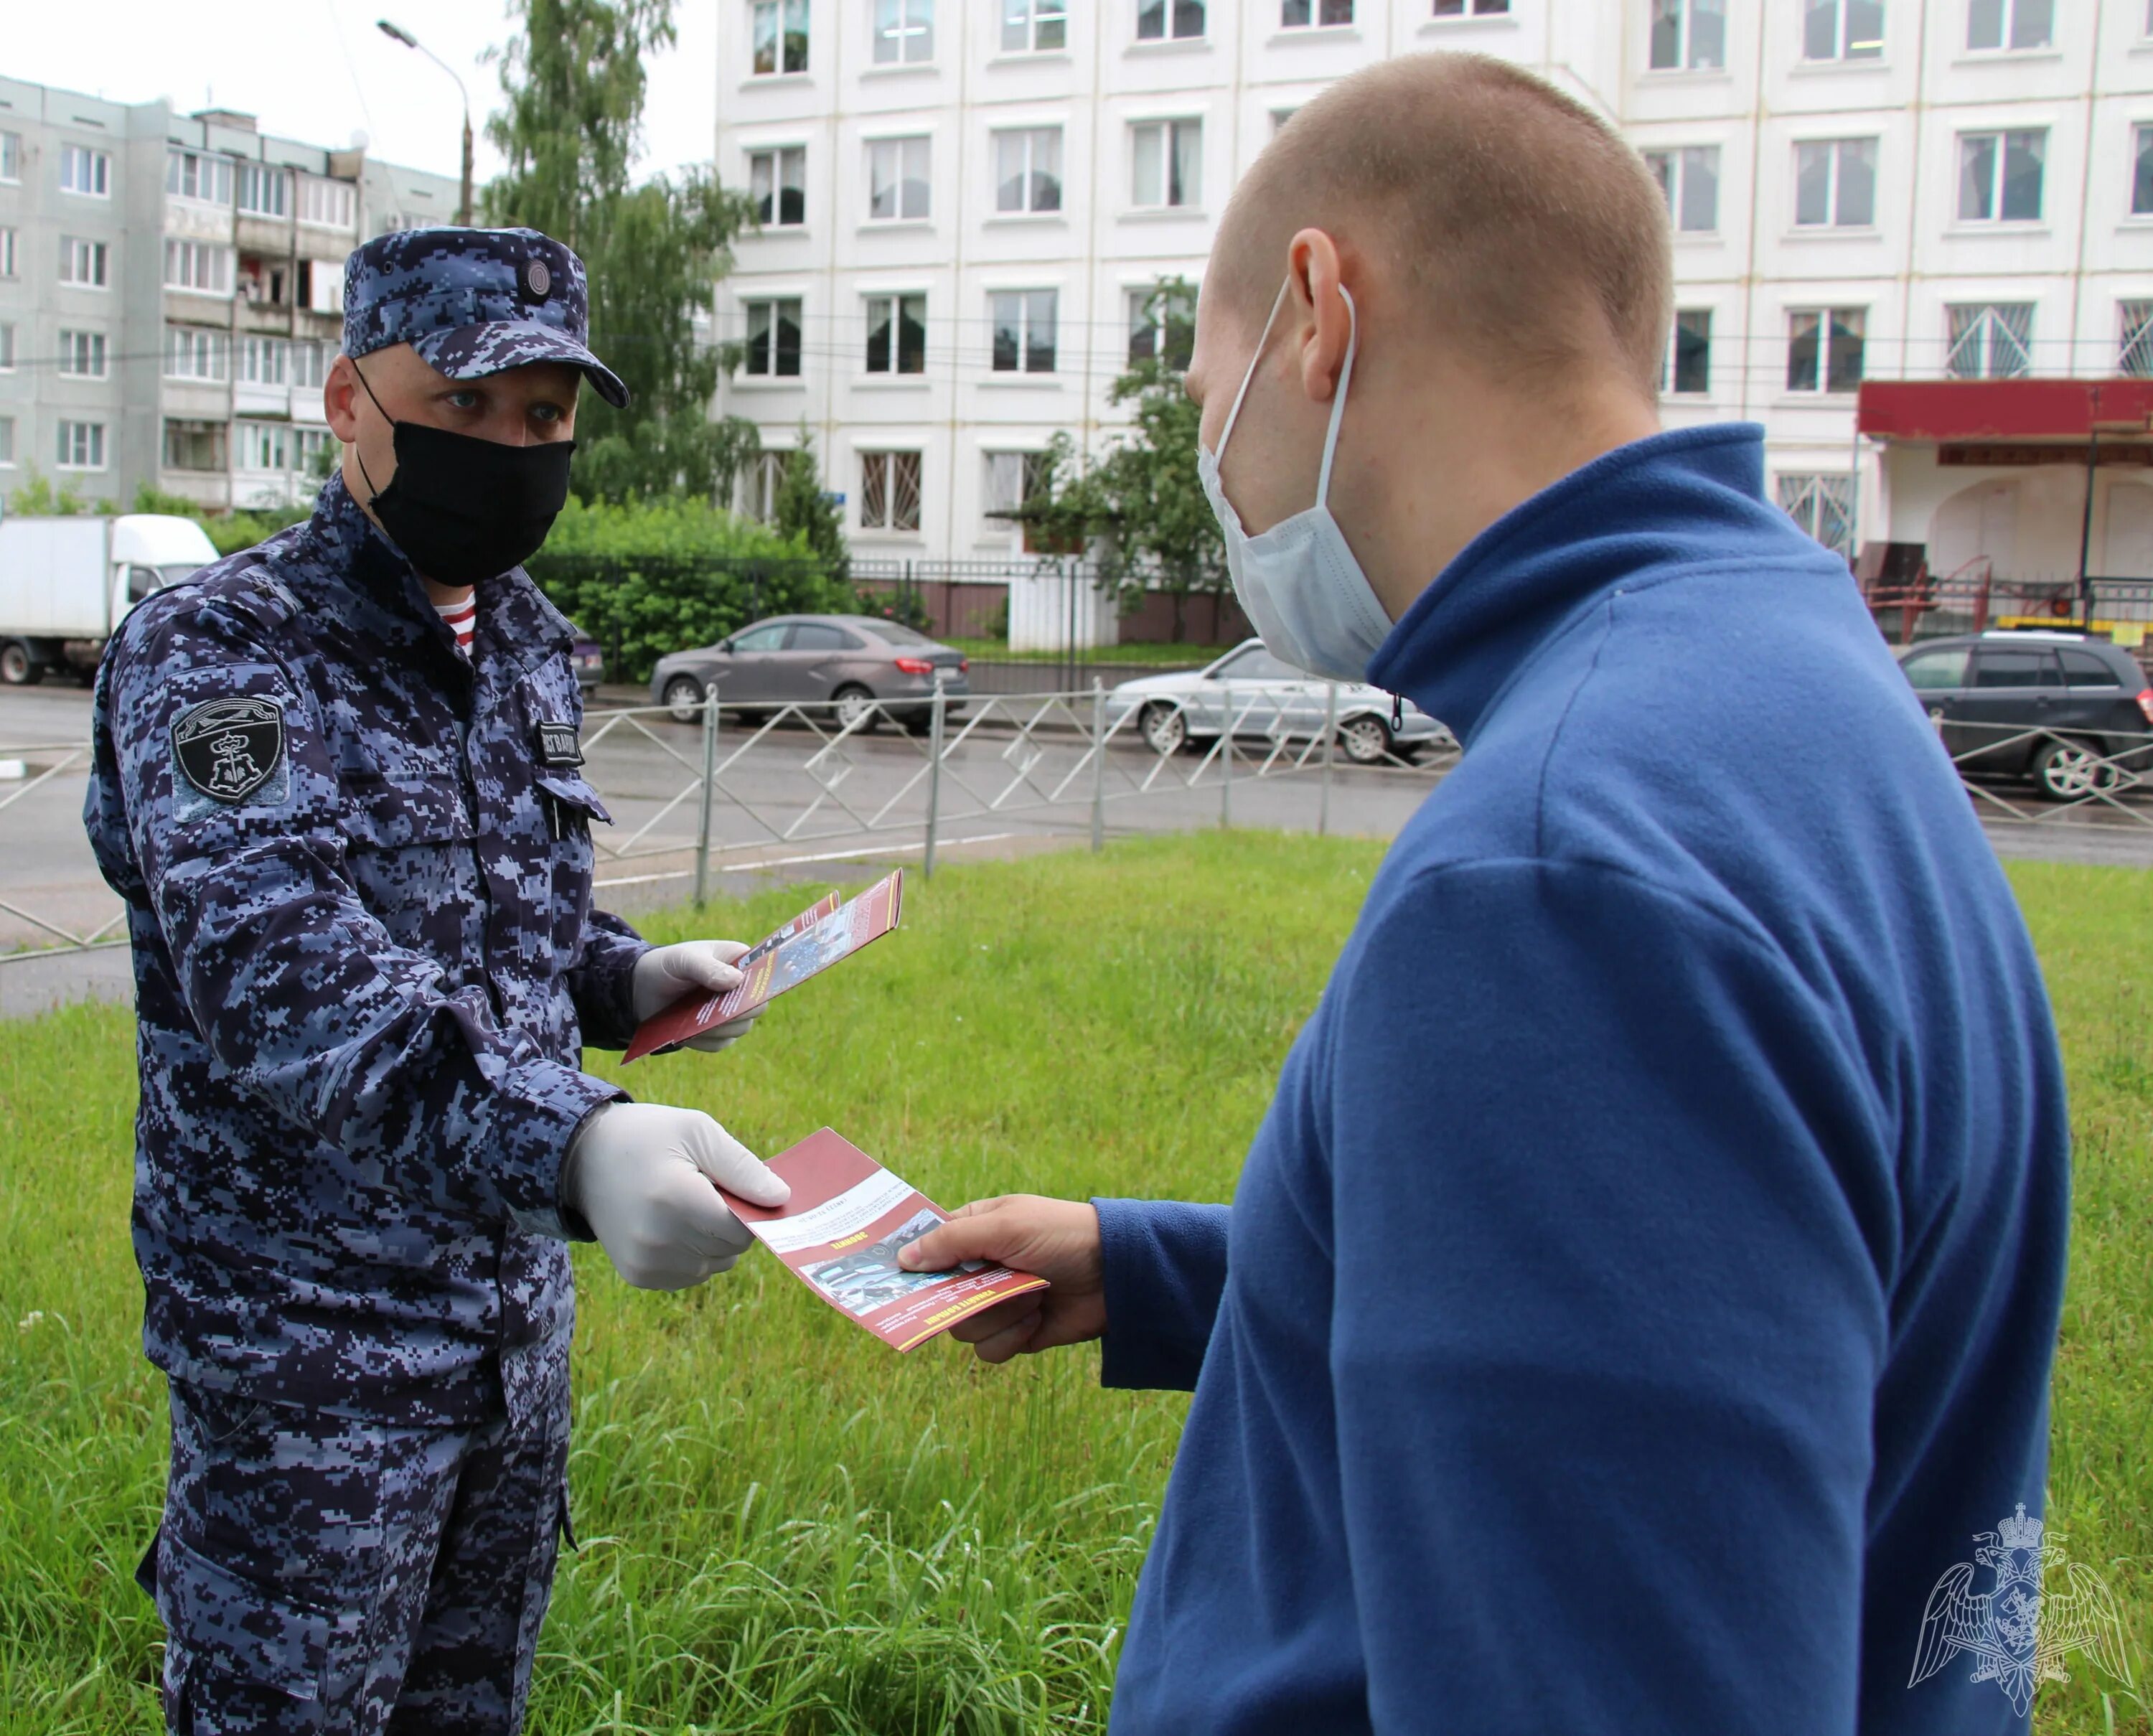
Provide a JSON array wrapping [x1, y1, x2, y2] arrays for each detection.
[[342, 226, 629, 408]]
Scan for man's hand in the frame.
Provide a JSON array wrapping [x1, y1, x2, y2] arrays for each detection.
[[561, 1102, 789, 1290], [632, 940, 764, 1052], [897, 1195, 1104, 1364]]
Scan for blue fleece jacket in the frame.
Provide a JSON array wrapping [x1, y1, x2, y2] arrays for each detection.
[[1092, 426, 2070, 1735]]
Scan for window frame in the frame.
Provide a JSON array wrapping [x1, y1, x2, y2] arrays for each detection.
[[1966, 0, 2053, 52], [863, 291, 928, 375], [1126, 282, 1196, 368], [57, 329, 109, 380], [2120, 299, 2153, 378], [162, 417, 228, 474], [1793, 136, 1879, 229], [1135, 0, 1206, 42], [1801, 0, 1885, 60], [0, 322, 14, 372], [55, 419, 108, 471], [164, 238, 234, 296], [1777, 472, 1857, 557], [165, 324, 230, 382], [1649, 0, 1728, 70], [1956, 128, 2046, 223], [0, 228, 16, 280], [1946, 303, 2035, 378], [859, 449, 924, 532], [1785, 306, 1867, 394], [1664, 308, 1712, 396], [166, 149, 234, 206], [871, 0, 935, 63], [61, 236, 111, 290], [59, 144, 111, 198], [742, 297, 805, 377], [1431, 0, 1513, 14], [235, 162, 290, 217], [751, 0, 813, 74], [749, 145, 809, 227], [990, 288, 1060, 374], [1001, 0, 1069, 52], [993, 126, 1064, 215], [866, 135, 932, 222], [1643, 144, 1721, 233], [1129, 118, 1204, 210], [0, 131, 20, 184], [1279, 0, 1355, 28], [2132, 124, 2153, 218]]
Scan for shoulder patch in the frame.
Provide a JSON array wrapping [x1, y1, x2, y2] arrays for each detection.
[[173, 697, 286, 803]]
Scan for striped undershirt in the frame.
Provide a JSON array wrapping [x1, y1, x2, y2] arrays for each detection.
[[433, 596, 477, 656]]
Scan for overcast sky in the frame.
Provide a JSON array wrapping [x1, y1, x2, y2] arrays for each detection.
[[6, 0, 718, 187]]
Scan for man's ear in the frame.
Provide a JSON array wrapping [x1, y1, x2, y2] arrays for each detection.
[[322, 354, 362, 443], [1286, 228, 1351, 408]]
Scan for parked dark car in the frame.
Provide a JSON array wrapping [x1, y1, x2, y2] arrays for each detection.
[[1897, 631, 2153, 800], [568, 622, 604, 695], [649, 615, 970, 731]]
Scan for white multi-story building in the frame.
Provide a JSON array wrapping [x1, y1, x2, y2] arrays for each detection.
[[711, 0, 2153, 589], [0, 76, 458, 512]]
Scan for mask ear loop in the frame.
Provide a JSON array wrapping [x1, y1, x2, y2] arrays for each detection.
[[1315, 285, 1358, 512], [1214, 277, 1293, 459], [347, 357, 396, 502]]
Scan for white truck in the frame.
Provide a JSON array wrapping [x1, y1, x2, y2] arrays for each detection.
[[0, 514, 222, 685]]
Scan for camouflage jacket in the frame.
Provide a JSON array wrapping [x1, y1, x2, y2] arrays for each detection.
[[84, 471, 643, 1427]]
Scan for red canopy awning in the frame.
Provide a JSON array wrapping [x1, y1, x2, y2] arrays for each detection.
[[1856, 378, 2153, 442]]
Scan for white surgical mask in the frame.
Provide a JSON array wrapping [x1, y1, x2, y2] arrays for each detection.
[[1197, 278, 1394, 683]]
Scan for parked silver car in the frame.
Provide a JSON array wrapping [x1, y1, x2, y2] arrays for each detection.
[[649, 614, 970, 732], [1104, 639, 1452, 764]]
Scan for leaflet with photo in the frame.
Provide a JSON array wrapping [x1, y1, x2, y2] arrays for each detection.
[[624, 871, 904, 1062], [721, 1128, 1048, 1352]]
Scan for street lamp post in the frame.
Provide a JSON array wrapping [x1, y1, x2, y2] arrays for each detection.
[[376, 19, 473, 225]]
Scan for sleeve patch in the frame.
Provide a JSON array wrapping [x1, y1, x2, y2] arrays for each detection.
[[172, 697, 288, 804]]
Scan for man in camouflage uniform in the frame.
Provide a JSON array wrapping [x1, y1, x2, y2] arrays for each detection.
[[84, 227, 790, 1734]]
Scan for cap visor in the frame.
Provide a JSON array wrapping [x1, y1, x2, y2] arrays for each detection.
[[412, 321, 631, 410]]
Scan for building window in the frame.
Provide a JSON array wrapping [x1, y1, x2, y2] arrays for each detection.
[[56, 420, 106, 470], [166, 149, 234, 205], [752, 0, 812, 72], [1778, 474, 1855, 557], [0, 322, 12, 370], [867, 136, 932, 220], [864, 293, 927, 373], [1003, 0, 1069, 50], [298, 177, 356, 230], [1967, 0, 2051, 50], [995, 127, 1063, 214], [0, 418, 14, 466], [0, 131, 19, 183], [1650, 0, 1727, 68], [165, 240, 233, 295], [0, 229, 15, 278], [1957, 130, 2045, 222], [236, 162, 289, 217], [1786, 307, 1865, 393], [991, 288, 1059, 373], [2121, 301, 2153, 377], [166, 325, 230, 381], [1136, 0, 1205, 41], [873, 0, 934, 62], [1127, 282, 1195, 367], [57, 330, 108, 379], [297, 259, 342, 316], [1947, 303, 2033, 377], [295, 427, 334, 476], [1664, 309, 1712, 395], [2134, 126, 2153, 217], [1130, 120, 1202, 210], [860, 450, 922, 530], [741, 449, 788, 520], [236, 421, 289, 471], [1803, 0, 1883, 57], [1282, 0, 1354, 25], [62, 238, 111, 288], [1644, 146, 1720, 233], [984, 450, 1053, 526], [1432, 0, 1511, 13], [751, 146, 807, 225], [60, 145, 111, 197], [291, 340, 328, 390], [1794, 139, 1877, 227], [239, 337, 290, 386], [744, 299, 804, 375], [163, 418, 227, 472]]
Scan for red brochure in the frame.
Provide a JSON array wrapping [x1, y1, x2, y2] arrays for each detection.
[[721, 1128, 1048, 1352], [624, 871, 904, 1062]]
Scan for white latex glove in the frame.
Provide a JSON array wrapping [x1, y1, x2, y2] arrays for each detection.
[[560, 1102, 791, 1290], [632, 940, 765, 1053]]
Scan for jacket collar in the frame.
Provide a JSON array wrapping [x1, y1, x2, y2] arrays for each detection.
[[289, 469, 574, 680], [1364, 423, 1791, 744]]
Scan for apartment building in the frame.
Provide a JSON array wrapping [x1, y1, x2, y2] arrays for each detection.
[[710, 0, 2153, 584], [0, 75, 458, 511]]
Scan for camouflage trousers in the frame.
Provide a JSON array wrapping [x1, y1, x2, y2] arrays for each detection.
[[137, 1368, 572, 1735]]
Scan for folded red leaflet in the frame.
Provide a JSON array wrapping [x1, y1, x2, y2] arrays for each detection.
[[623, 871, 904, 1063], [722, 1128, 1048, 1351]]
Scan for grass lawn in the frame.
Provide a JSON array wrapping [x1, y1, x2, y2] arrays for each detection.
[[942, 637, 1231, 667], [0, 835, 2145, 1735]]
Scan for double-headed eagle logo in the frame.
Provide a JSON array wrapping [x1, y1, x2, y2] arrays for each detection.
[[1911, 1505, 2134, 1714]]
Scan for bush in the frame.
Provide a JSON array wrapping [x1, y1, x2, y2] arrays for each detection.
[[527, 495, 846, 683]]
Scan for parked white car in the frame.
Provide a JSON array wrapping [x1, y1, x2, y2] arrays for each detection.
[[1104, 639, 1453, 764]]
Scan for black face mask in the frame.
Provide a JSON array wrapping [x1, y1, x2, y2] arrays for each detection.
[[351, 360, 575, 586]]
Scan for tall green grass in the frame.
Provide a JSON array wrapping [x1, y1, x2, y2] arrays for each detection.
[[0, 836, 2144, 1733]]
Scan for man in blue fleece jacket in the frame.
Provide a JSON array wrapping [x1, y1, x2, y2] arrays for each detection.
[[901, 52, 2070, 1736]]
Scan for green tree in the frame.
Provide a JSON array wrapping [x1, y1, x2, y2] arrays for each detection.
[[771, 428, 849, 583], [6, 468, 106, 516], [485, 0, 761, 505], [1012, 279, 1224, 642]]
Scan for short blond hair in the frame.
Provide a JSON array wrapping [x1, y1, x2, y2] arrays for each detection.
[[1220, 54, 1674, 398]]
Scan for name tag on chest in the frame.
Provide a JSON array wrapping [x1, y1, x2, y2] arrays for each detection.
[[535, 721, 582, 768]]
